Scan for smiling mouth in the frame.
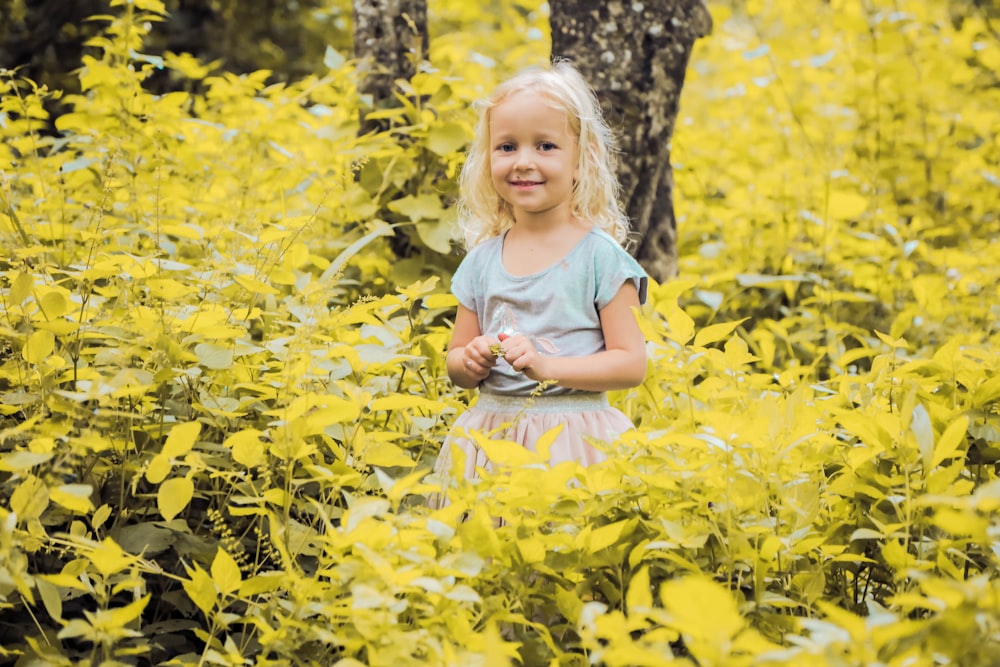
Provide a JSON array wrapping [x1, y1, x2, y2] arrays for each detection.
[[511, 180, 542, 187]]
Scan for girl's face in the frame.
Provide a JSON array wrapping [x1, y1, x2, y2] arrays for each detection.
[[488, 91, 579, 223]]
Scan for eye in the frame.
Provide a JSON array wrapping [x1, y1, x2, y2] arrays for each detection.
[[539, 142, 557, 151], [496, 142, 516, 153]]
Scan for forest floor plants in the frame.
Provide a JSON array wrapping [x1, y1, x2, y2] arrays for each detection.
[[0, 0, 998, 665]]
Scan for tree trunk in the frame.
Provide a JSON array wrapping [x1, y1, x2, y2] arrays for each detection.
[[351, 0, 428, 135], [550, 0, 712, 283]]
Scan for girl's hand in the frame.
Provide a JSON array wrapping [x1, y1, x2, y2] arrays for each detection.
[[499, 333, 549, 381], [461, 334, 502, 382]]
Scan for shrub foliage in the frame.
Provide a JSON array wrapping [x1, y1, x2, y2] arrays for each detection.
[[0, 0, 998, 665]]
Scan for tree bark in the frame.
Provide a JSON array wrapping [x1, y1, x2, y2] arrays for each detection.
[[351, 0, 428, 135], [550, 0, 712, 282]]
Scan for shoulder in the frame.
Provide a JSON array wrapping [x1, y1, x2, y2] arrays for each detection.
[[583, 228, 649, 305], [460, 234, 503, 262], [584, 228, 640, 265]]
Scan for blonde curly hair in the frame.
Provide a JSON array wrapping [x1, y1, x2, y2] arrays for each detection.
[[457, 60, 631, 249]]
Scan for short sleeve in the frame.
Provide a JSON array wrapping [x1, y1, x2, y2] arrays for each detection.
[[593, 236, 648, 310], [450, 244, 486, 311]]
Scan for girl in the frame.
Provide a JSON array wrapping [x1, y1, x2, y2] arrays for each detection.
[[434, 60, 648, 497]]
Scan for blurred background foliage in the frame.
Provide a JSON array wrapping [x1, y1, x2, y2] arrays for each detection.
[[0, 0, 547, 108]]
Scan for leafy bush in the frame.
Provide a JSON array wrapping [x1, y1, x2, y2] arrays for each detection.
[[0, 0, 998, 665]]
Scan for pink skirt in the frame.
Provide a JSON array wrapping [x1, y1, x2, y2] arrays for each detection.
[[430, 392, 633, 506]]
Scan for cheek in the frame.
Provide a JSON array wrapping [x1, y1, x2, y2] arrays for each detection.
[[490, 155, 507, 178]]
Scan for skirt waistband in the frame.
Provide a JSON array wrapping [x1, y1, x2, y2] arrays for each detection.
[[473, 392, 610, 414]]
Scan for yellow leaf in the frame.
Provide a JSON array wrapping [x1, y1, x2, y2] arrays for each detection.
[[626, 565, 653, 611], [661, 576, 743, 643], [145, 454, 171, 485], [517, 538, 546, 564], [146, 278, 198, 301], [22, 330, 55, 364], [931, 508, 987, 539], [874, 329, 909, 350], [828, 189, 868, 220], [588, 519, 635, 553], [36, 577, 63, 622], [426, 121, 469, 155], [37, 288, 70, 319], [182, 561, 217, 616], [195, 342, 234, 370], [282, 241, 310, 269], [10, 272, 33, 305], [226, 429, 266, 468], [163, 421, 201, 458], [475, 433, 543, 468], [665, 308, 695, 345], [269, 268, 297, 285], [365, 441, 417, 468], [211, 548, 242, 596], [694, 318, 749, 347], [0, 451, 53, 471], [234, 273, 279, 295], [304, 399, 362, 432], [531, 423, 563, 462], [49, 484, 94, 514], [723, 335, 758, 369], [158, 477, 194, 521], [972, 376, 1000, 408], [11, 475, 49, 521], [108, 594, 150, 626], [240, 572, 286, 597], [90, 538, 132, 577], [92, 504, 112, 531], [423, 293, 458, 309]]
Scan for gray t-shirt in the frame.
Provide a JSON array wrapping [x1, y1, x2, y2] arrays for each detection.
[[452, 228, 648, 397]]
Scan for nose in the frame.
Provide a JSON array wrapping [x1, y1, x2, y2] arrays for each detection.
[[513, 148, 534, 171]]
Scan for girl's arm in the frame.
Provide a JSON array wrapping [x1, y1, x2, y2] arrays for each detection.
[[501, 282, 646, 391], [446, 304, 501, 388]]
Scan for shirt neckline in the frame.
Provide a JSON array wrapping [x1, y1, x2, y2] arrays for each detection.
[[498, 227, 596, 280]]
